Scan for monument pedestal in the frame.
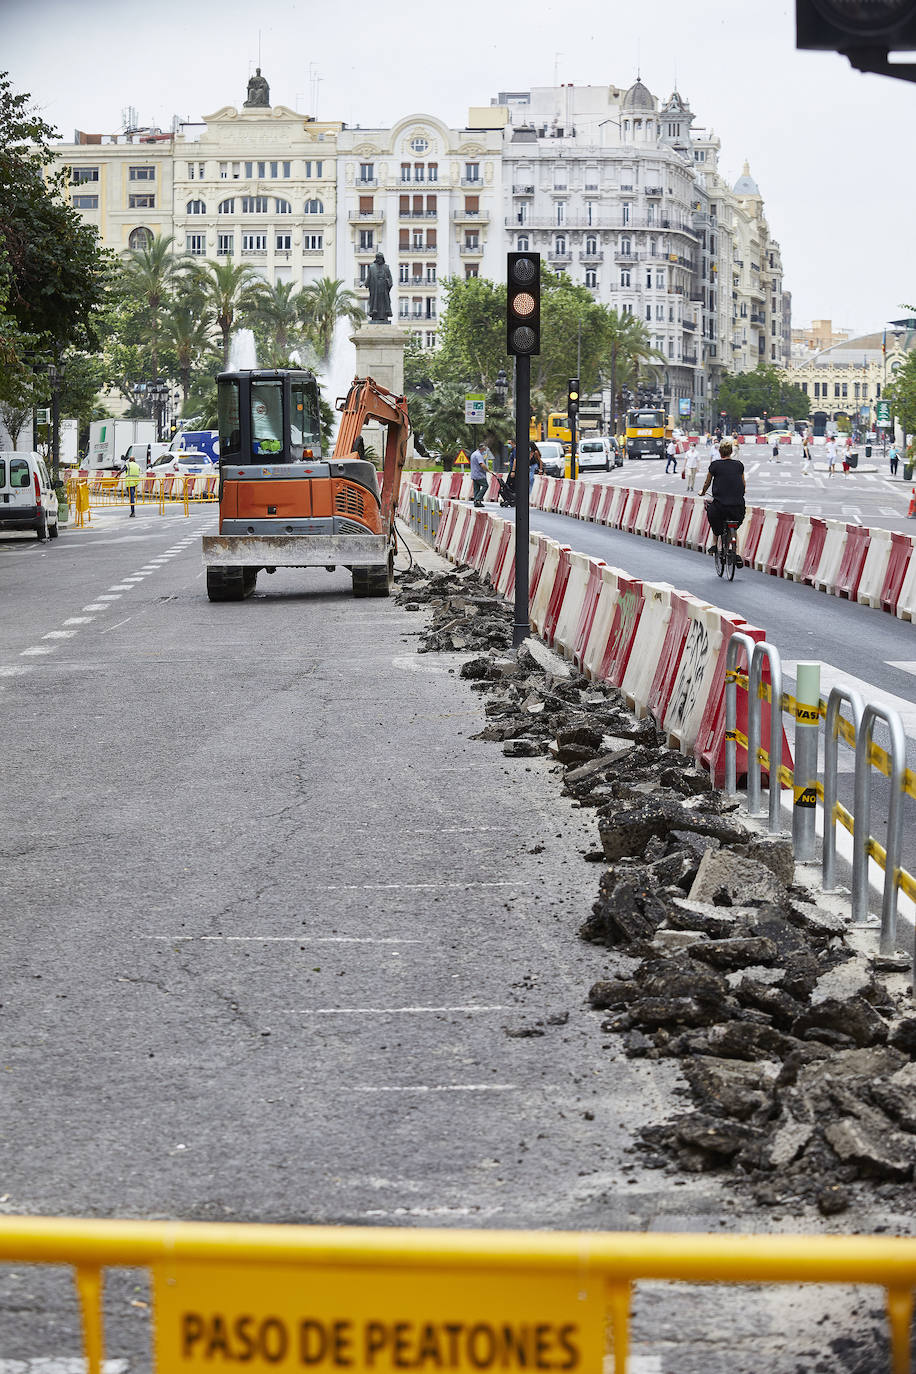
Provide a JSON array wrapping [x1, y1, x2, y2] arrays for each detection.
[[349, 323, 413, 459]]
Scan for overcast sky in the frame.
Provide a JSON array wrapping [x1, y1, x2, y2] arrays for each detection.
[[5, 0, 912, 337]]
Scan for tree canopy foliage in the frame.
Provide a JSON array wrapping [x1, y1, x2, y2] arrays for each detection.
[[716, 363, 810, 423]]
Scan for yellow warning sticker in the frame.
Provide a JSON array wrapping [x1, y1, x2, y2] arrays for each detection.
[[794, 706, 820, 724], [152, 1262, 606, 1373], [794, 784, 817, 808]]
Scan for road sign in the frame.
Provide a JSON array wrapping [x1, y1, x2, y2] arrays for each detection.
[[876, 400, 891, 426], [454, 449, 470, 467], [35, 408, 50, 425], [153, 1260, 606, 1372], [465, 394, 485, 425]]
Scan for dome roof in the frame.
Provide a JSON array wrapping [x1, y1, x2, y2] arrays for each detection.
[[621, 78, 656, 113], [734, 159, 760, 196]]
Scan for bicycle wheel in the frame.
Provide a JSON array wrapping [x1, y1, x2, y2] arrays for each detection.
[[726, 537, 737, 580], [713, 538, 725, 577]]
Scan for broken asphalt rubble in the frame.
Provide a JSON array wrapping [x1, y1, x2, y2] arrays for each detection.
[[397, 563, 916, 1214]]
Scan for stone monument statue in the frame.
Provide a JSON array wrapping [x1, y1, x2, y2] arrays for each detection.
[[244, 68, 270, 108], [366, 252, 393, 323]]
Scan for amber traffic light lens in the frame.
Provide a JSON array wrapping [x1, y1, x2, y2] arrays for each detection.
[[513, 292, 536, 317]]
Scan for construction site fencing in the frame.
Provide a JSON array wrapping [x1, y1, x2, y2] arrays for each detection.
[[66, 472, 218, 521], [725, 639, 916, 976], [0, 1216, 915, 1374]]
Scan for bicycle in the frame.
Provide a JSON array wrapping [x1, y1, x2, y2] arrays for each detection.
[[713, 519, 740, 581]]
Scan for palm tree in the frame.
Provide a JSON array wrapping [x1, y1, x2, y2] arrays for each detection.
[[246, 279, 309, 357], [191, 260, 263, 365], [162, 301, 217, 403], [600, 310, 664, 427], [300, 277, 364, 367], [120, 233, 186, 380]]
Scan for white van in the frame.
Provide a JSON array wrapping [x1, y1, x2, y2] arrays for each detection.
[[0, 451, 59, 540], [123, 441, 170, 473]]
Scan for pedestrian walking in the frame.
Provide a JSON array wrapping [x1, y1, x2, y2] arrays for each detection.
[[825, 436, 838, 476], [124, 453, 141, 516], [470, 437, 491, 507], [801, 436, 814, 477], [665, 438, 678, 474], [889, 443, 899, 476], [684, 443, 700, 491], [771, 437, 780, 463], [528, 440, 543, 493]]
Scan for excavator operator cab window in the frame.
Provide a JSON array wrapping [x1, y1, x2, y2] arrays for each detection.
[[251, 380, 284, 455], [290, 379, 321, 458], [218, 379, 242, 458]]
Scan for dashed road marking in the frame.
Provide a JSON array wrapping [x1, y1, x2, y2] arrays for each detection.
[[20, 645, 54, 656], [0, 665, 33, 677], [64, 616, 93, 625], [42, 630, 77, 640]]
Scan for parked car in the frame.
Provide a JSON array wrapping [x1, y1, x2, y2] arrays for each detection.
[[147, 449, 217, 480], [534, 440, 567, 478], [0, 451, 59, 540]]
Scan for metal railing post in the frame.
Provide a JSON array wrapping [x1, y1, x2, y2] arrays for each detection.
[[823, 686, 865, 894], [749, 641, 783, 833], [724, 632, 757, 798], [853, 704, 907, 951], [792, 662, 821, 863]]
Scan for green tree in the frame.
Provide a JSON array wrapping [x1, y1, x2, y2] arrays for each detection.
[[300, 277, 364, 367], [247, 279, 311, 359], [717, 363, 810, 424], [120, 232, 187, 380], [162, 299, 217, 403], [886, 351, 916, 437], [190, 260, 263, 365]]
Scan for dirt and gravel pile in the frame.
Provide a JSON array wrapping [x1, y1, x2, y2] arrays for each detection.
[[398, 563, 916, 1214]]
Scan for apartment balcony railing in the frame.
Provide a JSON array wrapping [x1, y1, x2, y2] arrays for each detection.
[[348, 210, 384, 222], [580, 252, 604, 263], [356, 178, 378, 189], [682, 320, 697, 332], [683, 353, 698, 364], [399, 210, 439, 219], [459, 244, 484, 256], [512, 184, 535, 195], [547, 251, 572, 262], [645, 185, 664, 196], [460, 177, 483, 188], [452, 209, 490, 222]]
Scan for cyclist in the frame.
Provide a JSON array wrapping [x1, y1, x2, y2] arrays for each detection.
[[700, 437, 746, 562]]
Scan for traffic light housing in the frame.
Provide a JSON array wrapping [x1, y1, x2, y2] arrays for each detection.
[[797, 0, 916, 81], [506, 252, 541, 357], [567, 378, 580, 424]]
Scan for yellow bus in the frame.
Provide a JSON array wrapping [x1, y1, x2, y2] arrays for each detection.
[[625, 407, 667, 459]]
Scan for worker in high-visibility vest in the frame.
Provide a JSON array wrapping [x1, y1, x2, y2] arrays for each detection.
[[124, 456, 141, 517]]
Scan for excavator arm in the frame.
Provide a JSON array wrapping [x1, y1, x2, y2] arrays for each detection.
[[333, 377, 410, 541]]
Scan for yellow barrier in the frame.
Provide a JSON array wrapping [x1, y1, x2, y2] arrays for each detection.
[[0, 1218, 914, 1373]]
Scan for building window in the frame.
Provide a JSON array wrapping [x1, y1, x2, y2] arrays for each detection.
[[834, 382, 841, 398], [465, 233, 479, 249], [276, 233, 292, 250], [464, 162, 480, 183], [801, 381, 808, 394], [426, 264, 436, 283], [555, 235, 567, 255], [304, 198, 324, 214], [217, 233, 234, 255], [242, 233, 268, 252], [302, 160, 322, 178], [620, 236, 631, 255], [554, 167, 567, 189], [283, 161, 291, 177], [359, 163, 375, 183], [414, 163, 425, 182], [428, 163, 438, 182], [585, 165, 598, 190], [646, 269, 652, 288], [71, 167, 99, 184], [219, 162, 229, 179], [128, 227, 152, 250], [72, 194, 99, 209], [842, 382, 848, 398], [620, 270, 631, 287], [426, 331, 436, 348], [241, 196, 268, 213], [585, 269, 597, 288], [410, 136, 429, 153], [186, 199, 206, 214], [622, 202, 630, 225], [517, 234, 529, 250], [359, 229, 374, 250], [275, 198, 292, 214], [399, 265, 409, 284], [585, 235, 597, 255], [303, 233, 323, 251], [128, 193, 155, 208], [656, 304, 665, 320], [186, 233, 206, 255], [129, 166, 156, 181], [465, 265, 479, 278], [401, 163, 411, 182], [218, 198, 235, 214], [646, 306, 651, 321]]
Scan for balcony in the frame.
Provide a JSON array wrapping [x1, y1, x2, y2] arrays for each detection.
[[645, 185, 664, 196], [348, 210, 384, 223], [682, 320, 697, 332], [683, 353, 698, 364], [354, 244, 380, 257], [399, 241, 438, 255], [356, 178, 378, 189], [750, 312, 764, 324], [547, 251, 571, 262], [512, 184, 535, 195], [580, 251, 604, 263], [460, 244, 484, 257], [399, 209, 438, 219], [460, 176, 482, 188], [452, 209, 490, 223]]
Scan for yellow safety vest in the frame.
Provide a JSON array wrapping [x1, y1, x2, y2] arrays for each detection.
[[125, 460, 141, 487]]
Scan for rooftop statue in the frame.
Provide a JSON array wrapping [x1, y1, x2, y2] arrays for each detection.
[[244, 68, 270, 108]]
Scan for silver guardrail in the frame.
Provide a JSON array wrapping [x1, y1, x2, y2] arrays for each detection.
[[725, 640, 915, 979]]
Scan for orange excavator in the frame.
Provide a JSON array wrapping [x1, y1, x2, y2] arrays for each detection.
[[202, 368, 409, 601]]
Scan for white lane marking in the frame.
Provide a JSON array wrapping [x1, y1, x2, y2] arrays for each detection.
[[352, 1084, 517, 1093], [888, 660, 916, 677], [274, 1006, 509, 1015], [42, 630, 77, 640], [96, 594, 122, 601], [63, 617, 93, 625], [784, 660, 916, 739], [20, 646, 54, 656], [317, 881, 521, 892], [135, 935, 422, 944], [0, 1362, 128, 1374], [82, 603, 108, 611], [108, 584, 134, 591], [0, 665, 33, 677]]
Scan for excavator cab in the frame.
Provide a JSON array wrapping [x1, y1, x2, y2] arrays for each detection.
[[203, 369, 408, 602]]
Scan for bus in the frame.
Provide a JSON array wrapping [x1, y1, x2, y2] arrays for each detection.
[[764, 415, 791, 434], [625, 407, 666, 459], [737, 416, 765, 437]]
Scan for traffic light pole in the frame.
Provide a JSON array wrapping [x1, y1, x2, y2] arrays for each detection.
[[513, 353, 530, 648], [570, 412, 578, 481]]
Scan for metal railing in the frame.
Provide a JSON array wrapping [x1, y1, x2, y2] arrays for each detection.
[[725, 637, 916, 976], [0, 1216, 914, 1374]]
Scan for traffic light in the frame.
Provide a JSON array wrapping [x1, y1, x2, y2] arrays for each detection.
[[506, 252, 541, 357], [797, 0, 916, 81], [567, 378, 580, 423]]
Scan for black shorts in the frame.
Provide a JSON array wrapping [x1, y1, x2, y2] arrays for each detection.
[[705, 500, 745, 537]]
